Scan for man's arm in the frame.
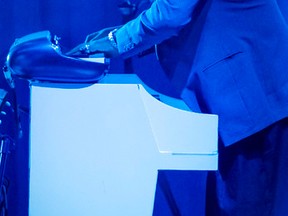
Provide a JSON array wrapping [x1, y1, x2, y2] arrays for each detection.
[[115, 0, 199, 57], [66, 0, 199, 58]]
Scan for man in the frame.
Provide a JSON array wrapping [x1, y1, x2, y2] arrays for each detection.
[[68, 0, 288, 215]]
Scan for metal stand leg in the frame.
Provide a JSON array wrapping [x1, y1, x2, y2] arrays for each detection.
[[0, 136, 14, 216]]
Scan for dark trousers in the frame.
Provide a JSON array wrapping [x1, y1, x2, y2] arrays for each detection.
[[206, 118, 288, 216]]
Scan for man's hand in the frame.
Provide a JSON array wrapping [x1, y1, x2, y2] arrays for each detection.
[[66, 26, 121, 58], [85, 26, 120, 43]]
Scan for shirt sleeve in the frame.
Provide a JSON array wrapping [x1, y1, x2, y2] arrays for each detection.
[[115, 0, 199, 58]]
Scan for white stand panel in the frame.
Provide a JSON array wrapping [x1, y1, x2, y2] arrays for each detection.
[[29, 75, 218, 216]]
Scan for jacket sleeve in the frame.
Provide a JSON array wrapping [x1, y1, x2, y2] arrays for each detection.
[[114, 0, 199, 58]]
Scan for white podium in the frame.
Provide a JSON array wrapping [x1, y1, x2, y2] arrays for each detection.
[[29, 74, 218, 216]]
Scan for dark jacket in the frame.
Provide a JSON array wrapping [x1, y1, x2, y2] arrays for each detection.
[[116, 0, 288, 146]]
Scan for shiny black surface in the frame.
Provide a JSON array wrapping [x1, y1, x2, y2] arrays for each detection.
[[6, 31, 108, 83]]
